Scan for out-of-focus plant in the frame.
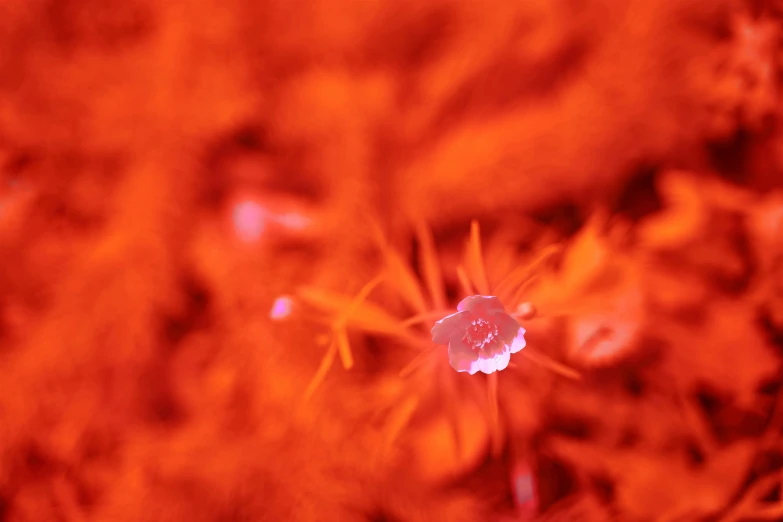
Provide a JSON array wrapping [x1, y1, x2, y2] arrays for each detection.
[[287, 217, 580, 499]]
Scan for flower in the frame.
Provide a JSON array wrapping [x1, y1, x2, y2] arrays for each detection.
[[431, 295, 526, 375]]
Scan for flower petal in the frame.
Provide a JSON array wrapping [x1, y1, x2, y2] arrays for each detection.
[[448, 341, 481, 374], [493, 312, 522, 346], [472, 350, 511, 374], [431, 311, 471, 345], [482, 338, 509, 358], [510, 327, 527, 354], [457, 295, 506, 314]]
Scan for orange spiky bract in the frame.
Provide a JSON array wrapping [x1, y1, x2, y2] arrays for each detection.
[[295, 218, 580, 467]]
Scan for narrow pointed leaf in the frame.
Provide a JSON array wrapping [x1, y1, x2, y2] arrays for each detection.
[[399, 349, 434, 378], [297, 284, 402, 335], [302, 338, 338, 402], [381, 395, 420, 458], [369, 220, 428, 314], [456, 265, 475, 296], [335, 327, 354, 369], [415, 220, 447, 310], [494, 243, 561, 301], [400, 310, 457, 329], [342, 273, 386, 319], [521, 349, 581, 380], [467, 220, 490, 295], [510, 274, 540, 308], [384, 246, 429, 315]]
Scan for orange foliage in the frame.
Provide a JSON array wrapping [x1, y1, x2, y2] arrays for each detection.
[[0, 0, 782, 521]]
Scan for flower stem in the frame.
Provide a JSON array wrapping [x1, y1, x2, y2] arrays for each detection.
[[487, 372, 502, 457]]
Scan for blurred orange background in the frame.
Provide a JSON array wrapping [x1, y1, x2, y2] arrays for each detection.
[[0, 1, 782, 520]]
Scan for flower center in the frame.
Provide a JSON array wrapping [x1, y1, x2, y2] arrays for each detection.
[[463, 317, 499, 352]]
